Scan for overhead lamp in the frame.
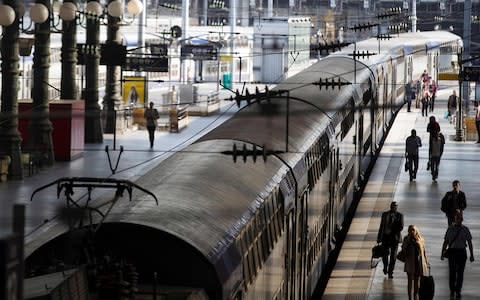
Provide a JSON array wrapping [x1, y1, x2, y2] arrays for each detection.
[[0, 4, 15, 26], [85, 1, 103, 16], [57, 0, 143, 24], [59, 2, 78, 22], [30, 3, 49, 24]]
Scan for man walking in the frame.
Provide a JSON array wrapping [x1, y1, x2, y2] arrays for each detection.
[[144, 101, 160, 149], [429, 132, 444, 181], [377, 201, 404, 278], [405, 129, 422, 181], [447, 90, 458, 124], [441, 211, 474, 298], [405, 80, 413, 112], [441, 180, 467, 226]]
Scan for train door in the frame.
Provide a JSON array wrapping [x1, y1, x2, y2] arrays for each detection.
[[328, 145, 339, 251], [408, 55, 413, 82], [285, 210, 296, 300], [297, 191, 308, 300], [376, 67, 384, 139]]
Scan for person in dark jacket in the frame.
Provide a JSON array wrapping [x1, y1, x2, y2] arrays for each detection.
[[377, 201, 404, 278], [441, 211, 474, 298], [405, 81, 413, 112], [405, 129, 422, 181], [144, 101, 160, 149], [430, 132, 443, 181], [441, 180, 467, 226], [427, 116, 441, 168]]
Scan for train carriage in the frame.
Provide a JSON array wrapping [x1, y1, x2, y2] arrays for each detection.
[[25, 31, 461, 300]]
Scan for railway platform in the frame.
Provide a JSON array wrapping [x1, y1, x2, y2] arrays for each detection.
[[323, 85, 480, 299]]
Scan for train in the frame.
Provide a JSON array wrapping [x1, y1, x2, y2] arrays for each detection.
[[25, 30, 461, 299]]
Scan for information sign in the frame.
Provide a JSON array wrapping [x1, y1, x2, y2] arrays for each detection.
[[181, 45, 218, 60], [123, 56, 169, 72], [462, 66, 480, 82]]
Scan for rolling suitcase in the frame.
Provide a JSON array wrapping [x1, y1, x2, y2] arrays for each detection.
[[419, 267, 434, 300]]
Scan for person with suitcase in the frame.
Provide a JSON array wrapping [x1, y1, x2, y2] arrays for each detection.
[[399, 225, 429, 300], [441, 211, 474, 298]]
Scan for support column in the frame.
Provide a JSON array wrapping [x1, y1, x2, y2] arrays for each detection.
[[0, 0, 23, 179], [85, 1, 103, 143], [60, 0, 78, 100], [30, 0, 54, 165], [102, 1, 123, 134]]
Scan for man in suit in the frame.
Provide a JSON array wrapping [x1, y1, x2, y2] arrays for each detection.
[[377, 201, 404, 278], [441, 180, 467, 226]]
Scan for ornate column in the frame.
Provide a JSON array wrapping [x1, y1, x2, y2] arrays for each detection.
[[60, 0, 78, 100], [85, 0, 103, 142], [102, 0, 123, 134], [29, 0, 54, 165], [0, 0, 23, 179]]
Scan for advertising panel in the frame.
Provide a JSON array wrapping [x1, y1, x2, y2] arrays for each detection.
[[123, 76, 146, 106]]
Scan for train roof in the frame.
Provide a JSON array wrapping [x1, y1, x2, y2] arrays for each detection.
[[332, 30, 461, 65], [104, 139, 286, 282]]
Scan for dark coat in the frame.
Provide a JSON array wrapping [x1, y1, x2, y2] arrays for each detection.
[[441, 190, 467, 216], [377, 211, 404, 245]]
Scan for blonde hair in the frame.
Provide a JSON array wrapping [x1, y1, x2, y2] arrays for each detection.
[[408, 224, 425, 247]]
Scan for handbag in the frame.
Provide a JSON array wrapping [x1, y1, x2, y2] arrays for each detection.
[[405, 160, 410, 172], [444, 110, 449, 120], [397, 249, 406, 262]]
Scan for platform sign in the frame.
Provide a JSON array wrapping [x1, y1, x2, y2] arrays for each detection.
[[0, 235, 19, 300], [123, 56, 169, 72], [123, 76, 146, 106], [77, 43, 127, 66], [462, 66, 480, 81], [148, 43, 168, 56], [100, 44, 127, 66], [181, 45, 218, 60]]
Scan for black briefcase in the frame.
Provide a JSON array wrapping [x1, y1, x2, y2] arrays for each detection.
[[372, 244, 385, 258]]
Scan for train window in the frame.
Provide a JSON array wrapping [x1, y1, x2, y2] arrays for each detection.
[[246, 224, 253, 246], [248, 251, 257, 281], [255, 237, 264, 267], [262, 227, 270, 254], [246, 252, 254, 284], [239, 232, 248, 255], [264, 204, 274, 249]]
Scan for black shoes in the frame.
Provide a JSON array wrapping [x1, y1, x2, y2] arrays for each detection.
[[388, 273, 393, 279], [456, 292, 462, 298]]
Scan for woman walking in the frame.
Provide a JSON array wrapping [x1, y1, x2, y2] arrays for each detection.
[[400, 225, 429, 300]]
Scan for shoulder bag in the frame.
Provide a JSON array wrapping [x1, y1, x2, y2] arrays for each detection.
[[443, 227, 462, 258]]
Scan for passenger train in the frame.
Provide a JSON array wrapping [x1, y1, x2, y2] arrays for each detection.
[[26, 31, 461, 299]]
